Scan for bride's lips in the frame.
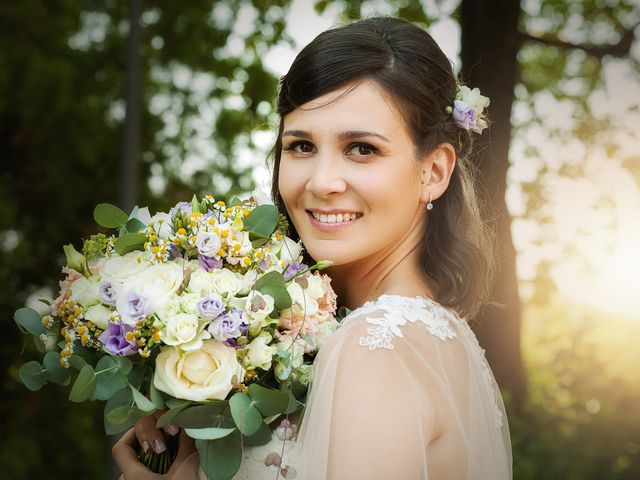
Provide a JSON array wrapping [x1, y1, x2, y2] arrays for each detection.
[[305, 210, 362, 232]]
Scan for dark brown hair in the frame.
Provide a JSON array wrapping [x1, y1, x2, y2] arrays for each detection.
[[269, 17, 495, 319]]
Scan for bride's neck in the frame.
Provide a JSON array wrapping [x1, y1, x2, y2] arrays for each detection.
[[326, 242, 436, 311]]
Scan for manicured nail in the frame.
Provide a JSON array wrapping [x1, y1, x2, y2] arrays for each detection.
[[164, 423, 179, 436], [141, 440, 149, 453], [153, 439, 166, 454]]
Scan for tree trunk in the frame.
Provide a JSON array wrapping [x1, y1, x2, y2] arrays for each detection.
[[460, 0, 528, 408]]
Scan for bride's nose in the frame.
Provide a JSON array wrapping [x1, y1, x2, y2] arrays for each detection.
[[305, 152, 347, 197]]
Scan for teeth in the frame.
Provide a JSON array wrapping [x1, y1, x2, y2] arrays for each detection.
[[311, 212, 359, 223]]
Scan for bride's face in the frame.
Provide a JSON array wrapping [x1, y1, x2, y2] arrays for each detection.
[[278, 80, 427, 266]]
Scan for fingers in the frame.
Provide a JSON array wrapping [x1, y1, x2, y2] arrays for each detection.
[[167, 430, 199, 479], [153, 408, 180, 437], [135, 414, 167, 455], [112, 428, 158, 479]]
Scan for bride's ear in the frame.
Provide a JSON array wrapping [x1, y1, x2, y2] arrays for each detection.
[[420, 143, 456, 203]]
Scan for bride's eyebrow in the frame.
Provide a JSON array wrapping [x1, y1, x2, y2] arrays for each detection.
[[281, 129, 390, 142]]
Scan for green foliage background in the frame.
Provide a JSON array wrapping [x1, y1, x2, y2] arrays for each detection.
[[1, 1, 638, 479]]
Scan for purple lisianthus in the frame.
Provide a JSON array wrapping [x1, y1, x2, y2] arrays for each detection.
[[98, 322, 137, 356], [207, 309, 246, 341], [199, 254, 223, 272], [197, 293, 225, 320], [116, 289, 154, 325], [283, 262, 307, 281], [98, 279, 121, 307], [452, 100, 477, 131]]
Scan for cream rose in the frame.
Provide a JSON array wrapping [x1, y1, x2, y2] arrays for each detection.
[[84, 304, 111, 330], [244, 331, 277, 371], [209, 269, 243, 298], [70, 276, 101, 307], [123, 262, 184, 306], [163, 312, 199, 346], [154, 340, 244, 401], [277, 237, 303, 264], [101, 251, 150, 282]]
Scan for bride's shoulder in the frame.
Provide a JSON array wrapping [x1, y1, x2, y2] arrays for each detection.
[[332, 294, 463, 352]]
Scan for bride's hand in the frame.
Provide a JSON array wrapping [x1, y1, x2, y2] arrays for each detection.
[[134, 409, 179, 455], [113, 427, 197, 479]]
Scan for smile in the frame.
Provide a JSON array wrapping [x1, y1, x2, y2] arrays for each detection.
[[310, 211, 361, 223]]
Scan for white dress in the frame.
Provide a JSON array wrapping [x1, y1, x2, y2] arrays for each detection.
[[176, 294, 512, 480]]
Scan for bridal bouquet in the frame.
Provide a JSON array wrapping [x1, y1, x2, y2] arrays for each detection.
[[15, 194, 339, 479]]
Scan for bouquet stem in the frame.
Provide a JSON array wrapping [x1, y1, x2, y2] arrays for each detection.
[[138, 434, 180, 474]]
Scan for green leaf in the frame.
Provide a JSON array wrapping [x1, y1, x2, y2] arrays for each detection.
[[229, 392, 262, 436], [69, 364, 97, 402], [191, 194, 199, 216], [125, 217, 147, 234], [247, 384, 289, 417], [63, 243, 88, 273], [94, 356, 129, 400], [69, 354, 87, 371], [228, 197, 242, 207], [149, 377, 165, 409], [282, 387, 299, 415], [94, 203, 129, 229], [43, 352, 71, 385], [106, 404, 134, 425], [104, 388, 136, 434], [196, 432, 242, 480], [114, 233, 147, 255], [171, 403, 233, 429], [254, 271, 292, 310], [241, 420, 272, 446], [185, 427, 236, 440], [18, 361, 46, 391], [130, 385, 156, 413], [156, 401, 192, 428], [14, 307, 46, 337], [243, 204, 279, 240]]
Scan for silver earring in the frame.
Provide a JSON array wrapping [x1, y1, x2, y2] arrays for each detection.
[[426, 193, 434, 211]]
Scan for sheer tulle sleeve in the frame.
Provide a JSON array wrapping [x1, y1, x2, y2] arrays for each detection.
[[172, 295, 512, 480], [283, 296, 512, 480]]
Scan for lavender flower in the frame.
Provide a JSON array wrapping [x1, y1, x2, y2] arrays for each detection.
[[452, 100, 477, 131], [207, 309, 246, 341], [116, 289, 154, 325], [98, 323, 137, 356], [199, 254, 223, 272], [195, 232, 222, 258], [196, 293, 226, 321], [284, 262, 308, 281], [98, 279, 121, 307], [169, 201, 192, 218]]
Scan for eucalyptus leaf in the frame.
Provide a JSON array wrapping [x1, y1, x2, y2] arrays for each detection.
[[14, 307, 46, 337], [130, 385, 156, 413], [94, 356, 129, 400], [104, 388, 135, 434], [155, 401, 191, 428], [43, 351, 71, 385], [229, 392, 262, 436], [196, 432, 242, 480], [247, 384, 289, 417], [106, 404, 134, 425], [94, 203, 129, 229], [114, 233, 147, 255], [149, 377, 165, 409], [254, 271, 292, 310], [69, 355, 87, 371], [171, 403, 233, 429], [241, 420, 272, 447], [243, 204, 279, 239], [282, 387, 299, 415], [18, 361, 45, 391], [69, 364, 96, 402], [125, 218, 147, 234], [185, 427, 236, 440]]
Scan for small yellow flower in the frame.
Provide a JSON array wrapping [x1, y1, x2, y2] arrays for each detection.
[[177, 228, 186, 235]]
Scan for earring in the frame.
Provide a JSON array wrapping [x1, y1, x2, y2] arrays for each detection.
[[426, 193, 434, 211]]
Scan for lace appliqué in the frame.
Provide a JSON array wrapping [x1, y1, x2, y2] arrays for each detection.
[[342, 294, 457, 350]]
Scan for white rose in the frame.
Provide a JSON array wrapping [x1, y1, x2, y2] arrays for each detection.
[[238, 269, 258, 296], [244, 331, 277, 371], [209, 269, 244, 298], [84, 304, 111, 330], [195, 232, 222, 258], [287, 281, 319, 316], [124, 262, 184, 307], [154, 340, 245, 401], [180, 292, 200, 314], [187, 269, 213, 296], [101, 251, 150, 282], [155, 295, 182, 324], [163, 312, 199, 346], [70, 276, 101, 307], [244, 291, 275, 323], [149, 212, 174, 239]]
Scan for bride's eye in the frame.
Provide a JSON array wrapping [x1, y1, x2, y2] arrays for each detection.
[[346, 143, 377, 158], [282, 141, 315, 155]]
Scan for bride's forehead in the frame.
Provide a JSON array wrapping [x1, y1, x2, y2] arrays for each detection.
[[283, 81, 405, 130]]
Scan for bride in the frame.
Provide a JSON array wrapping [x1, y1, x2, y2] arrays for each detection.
[[113, 16, 512, 479]]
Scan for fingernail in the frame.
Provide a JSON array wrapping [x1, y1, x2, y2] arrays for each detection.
[[153, 439, 166, 454], [142, 440, 149, 453], [164, 423, 179, 436]]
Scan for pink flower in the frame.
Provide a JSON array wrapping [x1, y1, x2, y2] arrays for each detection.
[[52, 267, 83, 314]]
